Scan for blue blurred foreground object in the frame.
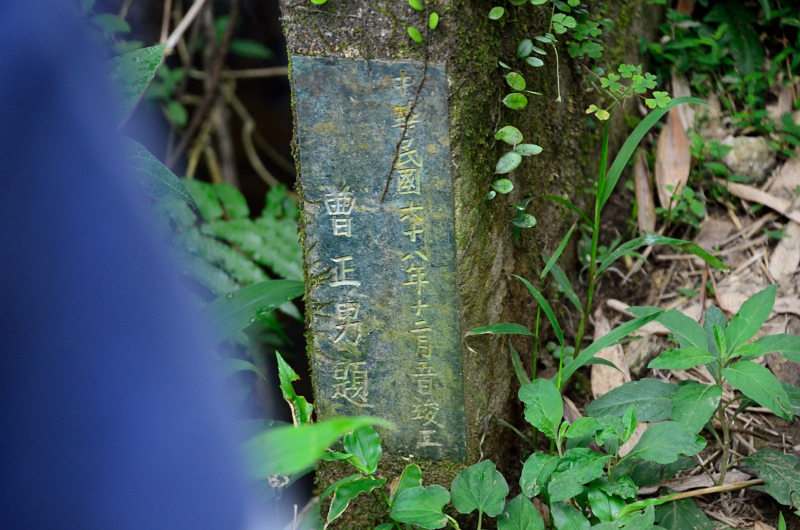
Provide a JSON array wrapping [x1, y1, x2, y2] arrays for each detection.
[[0, 1, 256, 527]]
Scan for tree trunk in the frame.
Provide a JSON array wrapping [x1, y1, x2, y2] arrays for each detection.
[[279, 0, 657, 526]]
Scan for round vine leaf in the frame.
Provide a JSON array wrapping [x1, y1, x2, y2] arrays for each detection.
[[517, 39, 533, 58], [429, 12, 439, 29], [514, 144, 543, 156], [492, 178, 514, 194], [495, 125, 523, 145], [502, 93, 528, 110], [391, 485, 450, 529], [525, 57, 544, 67], [488, 6, 505, 20], [408, 26, 423, 43], [495, 152, 522, 174], [450, 460, 509, 517], [409, 0, 424, 11], [505, 72, 526, 91], [486, 190, 497, 200]]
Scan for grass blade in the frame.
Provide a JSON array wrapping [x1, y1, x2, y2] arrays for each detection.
[[541, 222, 576, 279], [512, 275, 564, 347]]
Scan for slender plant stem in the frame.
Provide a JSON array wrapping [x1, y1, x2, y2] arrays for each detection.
[[573, 120, 610, 358], [718, 408, 731, 486], [477, 510, 483, 530], [533, 301, 541, 381], [446, 514, 461, 529]]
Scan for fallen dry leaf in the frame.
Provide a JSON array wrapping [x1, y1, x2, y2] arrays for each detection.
[[721, 180, 800, 225], [634, 150, 656, 233], [591, 307, 631, 399], [754, 521, 776, 530], [767, 84, 795, 122], [656, 107, 691, 209], [769, 221, 800, 285], [638, 470, 751, 495], [672, 74, 695, 131]]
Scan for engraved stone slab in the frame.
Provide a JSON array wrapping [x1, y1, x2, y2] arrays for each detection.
[[293, 56, 466, 461]]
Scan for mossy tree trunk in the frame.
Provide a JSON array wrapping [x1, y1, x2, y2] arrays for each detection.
[[280, 0, 656, 526]]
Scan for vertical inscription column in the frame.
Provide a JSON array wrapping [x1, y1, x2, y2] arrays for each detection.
[[293, 57, 466, 461]]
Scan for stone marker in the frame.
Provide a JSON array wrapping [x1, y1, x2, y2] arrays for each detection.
[[293, 56, 466, 461]]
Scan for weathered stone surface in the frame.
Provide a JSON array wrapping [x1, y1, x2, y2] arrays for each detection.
[[293, 56, 466, 460], [721, 135, 777, 182]]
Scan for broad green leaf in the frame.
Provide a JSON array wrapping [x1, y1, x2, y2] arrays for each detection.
[[544, 258, 583, 314], [588, 484, 625, 522], [124, 139, 196, 205], [224, 358, 267, 381], [616, 498, 671, 519], [488, 6, 505, 19], [245, 416, 392, 477], [549, 500, 591, 530], [520, 452, 559, 497], [599, 97, 706, 209], [703, 305, 727, 358], [513, 275, 564, 346], [514, 143, 543, 156], [391, 464, 422, 504], [202, 279, 305, 343], [733, 342, 766, 361], [493, 178, 514, 194], [509, 342, 531, 386], [726, 285, 777, 353], [505, 72, 526, 91], [495, 125, 523, 145], [391, 485, 450, 529], [496, 152, 523, 174], [648, 347, 716, 370], [408, 26, 423, 43], [781, 382, 800, 416], [564, 417, 600, 439], [343, 425, 382, 475], [654, 309, 708, 351], [541, 223, 576, 279], [623, 421, 706, 464], [319, 474, 363, 502], [670, 382, 722, 434], [548, 448, 610, 501], [585, 379, 679, 421], [328, 477, 386, 522], [654, 499, 712, 529], [616, 457, 695, 488], [600, 476, 637, 500], [276, 352, 313, 425], [559, 312, 663, 385], [519, 379, 563, 440], [517, 39, 533, 57], [503, 93, 528, 110], [497, 494, 544, 530], [597, 233, 726, 275], [108, 44, 165, 115], [451, 460, 508, 516], [722, 361, 792, 419], [468, 323, 534, 336], [743, 449, 800, 508], [757, 334, 800, 363], [594, 505, 655, 529]]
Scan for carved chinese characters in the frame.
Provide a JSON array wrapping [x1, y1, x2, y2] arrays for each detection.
[[292, 57, 466, 460]]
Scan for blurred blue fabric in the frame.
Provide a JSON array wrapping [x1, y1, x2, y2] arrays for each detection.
[[0, 1, 254, 527]]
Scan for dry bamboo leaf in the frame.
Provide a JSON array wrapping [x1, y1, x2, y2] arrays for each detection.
[[754, 521, 776, 530], [591, 307, 631, 399], [768, 155, 800, 199], [656, 107, 691, 209], [672, 74, 695, 131], [634, 150, 657, 233], [767, 84, 795, 122], [769, 221, 800, 285], [721, 180, 800, 225], [638, 470, 751, 495]]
